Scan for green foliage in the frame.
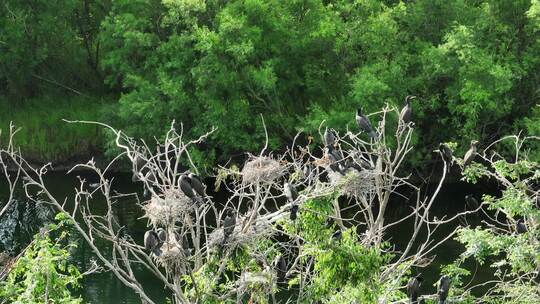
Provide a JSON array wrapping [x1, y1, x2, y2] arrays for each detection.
[[0, 213, 82, 304], [0, 96, 105, 162], [454, 157, 540, 303]]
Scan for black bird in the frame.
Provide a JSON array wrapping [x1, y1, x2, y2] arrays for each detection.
[[327, 146, 346, 175], [324, 127, 336, 147], [144, 230, 162, 256], [284, 183, 299, 202], [516, 219, 527, 234], [223, 208, 236, 243], [463, 140, 478, 167], [399, 95, 416, 125], [188, 173, 206, 197], [356, 108, 377, 139], [439, 143, 453, 168], [331, 229, 342, 242], [438, 275, 451, 304], [275, 254, 287, 283], [290, 204, 299, 221], [465, 195, 479, 210], [406, 275, 423, 304], [179, 175, 195, 198], [156, 227, 167, 242]]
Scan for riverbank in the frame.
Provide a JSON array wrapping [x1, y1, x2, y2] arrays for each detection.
[[0, 96, 109, 164]]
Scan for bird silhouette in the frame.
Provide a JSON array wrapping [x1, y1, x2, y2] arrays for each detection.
[[356, 108, 377, 139]]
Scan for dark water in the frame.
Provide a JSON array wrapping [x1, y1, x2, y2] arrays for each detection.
[[0, 171, 497, 303]]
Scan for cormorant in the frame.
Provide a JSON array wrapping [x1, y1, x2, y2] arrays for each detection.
[[144, 230, 162, 256], [516, 219, 527, 234], [438, 275, 451, 304], [439, 143, 453, 168], [399, 95, 416, 125], [356, 108, 377, 139], [156, 227, 167, 242], [331, 229, 342, 242], [406, 275, 423, 304], [284, 183, 299, 202], [179, 175, 195, 198], [290, 204, 299, 221], [327, 146, 346, 175], [275, 254, 287, 283], [223, 208, 236, 243], [188, 173, 206, 197], [324, 127, 336, 147], [463, 140, 478, 167], [465, 195, 479, 210]]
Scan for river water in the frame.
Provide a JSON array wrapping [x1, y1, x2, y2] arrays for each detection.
[[0, 171, 497, 303]]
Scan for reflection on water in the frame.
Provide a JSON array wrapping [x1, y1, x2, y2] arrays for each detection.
[[0, 171, 497, 303]]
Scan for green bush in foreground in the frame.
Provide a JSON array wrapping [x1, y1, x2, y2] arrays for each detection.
[[0, 213, 82, 304]]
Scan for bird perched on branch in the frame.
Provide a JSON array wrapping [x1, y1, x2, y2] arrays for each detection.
[[179, 174, 203, 205], [144, 230, 163, 256], [438, 275, 451, 304], [188, 173, 206, 197], [327, 146, 346, 175], [324, 127, 336, 148], [439, 143, 453, 170], [463, 140, 478, 167], [356, 108, 377, 139], [516, 219, 527, 234], [406, 275, 423, 304], [275, 254, 287, 284], [465, 195, 479, 211], [399, 95, 416, 125]]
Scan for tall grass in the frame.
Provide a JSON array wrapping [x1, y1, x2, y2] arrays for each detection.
[[0, 95, 107, 163]]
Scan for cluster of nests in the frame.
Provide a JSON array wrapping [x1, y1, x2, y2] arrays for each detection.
[[207, 214, 273, 252], [143, 188, 195, 227], [241, 156, 286, 184]]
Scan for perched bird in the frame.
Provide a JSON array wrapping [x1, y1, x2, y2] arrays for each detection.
[[438, 275, 451, 304], [439, 143, 453, 168], [465, 195, 479, 210], [188, 173, 206, 197], [156, 227, 167, 242], [284, 183, 299, 202], [463, 140, 479, 167], [131, 154, 146, 182], [327, 146, 346, 175], [331, 229, 342, 242], [324, 127, 336, 148], [356, 108, 377, 139], [290, 204, 299, 221], [406, 275, 423, 304], [516, 219, 527, 234], [223, 208, 237, 243], [144, 230, 162, 256], [179, 175, 195, 199], [399, 95, 416, 125], [275, 254, 287, 283]]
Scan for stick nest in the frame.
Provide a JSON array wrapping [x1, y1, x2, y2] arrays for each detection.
[[143, 189, 193, 226], [156, 242, 187, 274], [208, 215, 273, 251], [242, 156, 285, 184], [339, 170, 376, 198]]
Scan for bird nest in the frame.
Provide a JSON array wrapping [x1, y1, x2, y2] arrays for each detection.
[[242, 156, 285, 184], [143, 189, 193, 226], [156, 242, 187, 274], [208, 215, 273, 251], [238, 269, 274, 294], [339, 170, 376, 198]]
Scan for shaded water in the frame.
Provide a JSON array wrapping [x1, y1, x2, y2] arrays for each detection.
[[0, 171, 497, 303]]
